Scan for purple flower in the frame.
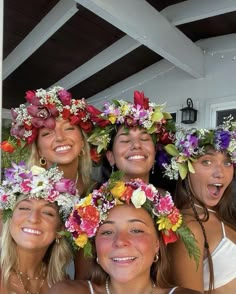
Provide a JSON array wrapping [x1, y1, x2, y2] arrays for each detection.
[[181, 134, 199, 156], [215, 130, 231, 149]]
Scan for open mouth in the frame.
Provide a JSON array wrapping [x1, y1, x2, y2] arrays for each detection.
[[207, 183, 223, 197]]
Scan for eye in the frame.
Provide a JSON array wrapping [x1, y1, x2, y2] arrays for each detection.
[[18, 206, 31, 211], [65, 126, 75, 131], [131, 228, 144, 233], [224, 160, 232, 167], [201, 159, 211, 166]]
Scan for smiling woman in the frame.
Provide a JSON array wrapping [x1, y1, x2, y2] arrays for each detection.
[[0, 162, 77, 294]]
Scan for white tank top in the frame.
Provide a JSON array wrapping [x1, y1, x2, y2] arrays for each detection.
[[203, 222, 236, 290], [87, 281, 178, 293]]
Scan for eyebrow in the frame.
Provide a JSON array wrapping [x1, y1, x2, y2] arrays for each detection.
[[101, 219, 147, 226]]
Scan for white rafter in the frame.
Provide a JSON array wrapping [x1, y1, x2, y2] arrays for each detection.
[[3, 0, 78, 80], [161, 0, 236, 26], [75, 0, 204, 78], [51, 35, 140, 89]]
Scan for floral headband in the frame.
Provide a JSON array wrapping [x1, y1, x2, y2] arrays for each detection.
[[64, 171, 200, 265], [163, 117, 236, 180], [0, 162, 78, 222], [6, 86, 95, 148], [87, 91, 175, 156]]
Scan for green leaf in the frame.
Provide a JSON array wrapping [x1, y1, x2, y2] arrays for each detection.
[[177, 225, 201, 269], [164, 144, 179, 156], [188, 160, 195, 174], [178, 162, 188, 179]]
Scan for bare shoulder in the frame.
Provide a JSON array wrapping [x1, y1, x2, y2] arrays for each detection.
[[48, 280, 89, 294], [173, 287, 203, 294]]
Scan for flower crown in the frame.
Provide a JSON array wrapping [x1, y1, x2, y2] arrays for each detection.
[[9, 86, 94, 147], [65, 171, 200, 265], [0, 162, 78, 222], [163, 117, 236, 180], [88, 91, 175, 155]]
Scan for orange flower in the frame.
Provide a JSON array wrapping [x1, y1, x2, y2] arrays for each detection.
[[0, 141, 16, 153]]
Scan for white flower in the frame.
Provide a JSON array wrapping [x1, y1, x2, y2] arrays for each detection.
[[31, 165, 46, 175], [131, 188, 146, 208]]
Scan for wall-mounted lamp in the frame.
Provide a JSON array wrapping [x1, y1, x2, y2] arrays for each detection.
[[180, 98, 197, 124]]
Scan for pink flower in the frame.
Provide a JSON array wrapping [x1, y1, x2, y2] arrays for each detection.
[[58, 89, 72, 105], [156, 194, 173, 213], [1, 194, 8, 202], [47, 190, 59, 202], [21, 179, 31, 193], [55, 179, 76, 195]]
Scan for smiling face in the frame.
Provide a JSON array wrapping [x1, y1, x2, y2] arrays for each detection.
[[106, 127, 155, 183], [95, 204, 159, 284], [189, 150, 234, 208], [10, 198, 61, 253], [37, 119, 84, 169]]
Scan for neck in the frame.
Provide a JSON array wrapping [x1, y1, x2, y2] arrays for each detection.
[[194, 203, 216, 213]]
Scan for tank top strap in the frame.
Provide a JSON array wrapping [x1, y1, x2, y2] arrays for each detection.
[[87, 280, 95, 294], [169, 286, 178, 294], [221, 221, 226, 237]]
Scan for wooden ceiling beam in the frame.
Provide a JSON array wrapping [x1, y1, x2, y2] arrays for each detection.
[[76, 0, 204, 78], [2, 0, 78, 80]]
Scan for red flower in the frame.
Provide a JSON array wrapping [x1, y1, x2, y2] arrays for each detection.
[[90, 147, 102, 163], [58, 89, 72, 105], [0, 141, 16, 153], [134, 90, 149, 110], [162, 229, 178, 245], [62, 108, 71, 120], [86, 105, 110, 127]]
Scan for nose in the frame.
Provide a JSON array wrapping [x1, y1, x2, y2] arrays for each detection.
[[55, 128, 65, 142], [130, 138, 142, 150], [27, 209, 40, 223], [113, 231, 130, 247], [212, 164, 224, 178]]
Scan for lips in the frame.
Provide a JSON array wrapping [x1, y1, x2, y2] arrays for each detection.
[[207, 183, 223, 198], [127, 155, 145, 161], [22, 227, 42, 235], [55, 145, 71, 152], [112, 256, 136, 264]]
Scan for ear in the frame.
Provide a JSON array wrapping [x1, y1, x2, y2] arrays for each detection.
[[106, 150, 115, 166], [155, 239, 160, 254]]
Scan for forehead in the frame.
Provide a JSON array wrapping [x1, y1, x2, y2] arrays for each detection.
[[115, 126, 149, 136], [16, 198, 58, 209]]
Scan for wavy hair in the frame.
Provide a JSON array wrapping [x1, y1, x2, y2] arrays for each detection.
[[0, 195, 73, 291]]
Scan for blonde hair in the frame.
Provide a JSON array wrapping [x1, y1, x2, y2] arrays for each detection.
[[0, 195, 73, 291], [27, 128, 92, 196]]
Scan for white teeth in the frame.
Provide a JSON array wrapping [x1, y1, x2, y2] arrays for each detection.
[[128, 155, 144, 160], [55, 145, 71, 152], [23, 228, 41, 235], [213, 184, 223, 187], [113, 257, 135, 261]]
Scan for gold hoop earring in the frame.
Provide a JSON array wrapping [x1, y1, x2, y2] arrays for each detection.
[[39, 157, 47, 166], [153, 253, 159, 263], [80, 148, 85, 156]]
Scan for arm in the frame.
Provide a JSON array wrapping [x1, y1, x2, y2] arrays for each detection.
[[168, 217, 205, 292]]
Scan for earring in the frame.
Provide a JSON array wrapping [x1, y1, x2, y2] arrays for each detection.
[[80, 148, 85, 156], [110, 165, 114, 173], [153, 253, 159, 263], [39, 157, 47, 166], [55, 238, 60, 244], [152, 161, 156, 174], [96, 257, 99, 264]]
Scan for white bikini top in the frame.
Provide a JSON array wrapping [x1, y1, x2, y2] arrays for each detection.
[[87, 281, 178, 293], [203, 221, 236, 290]]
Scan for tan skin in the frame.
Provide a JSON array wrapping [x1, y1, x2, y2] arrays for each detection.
[[168, 151, 236, 293], [49, 205, 203, 294], [0, 199, 62, 294], [75, 126, 157, 279], [37, 119, 85, 195]]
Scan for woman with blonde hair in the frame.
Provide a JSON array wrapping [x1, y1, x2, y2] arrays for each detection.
[[0, 162, 77, 293]]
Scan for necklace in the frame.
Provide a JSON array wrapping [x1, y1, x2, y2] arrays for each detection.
[[105, 277, 156, 294], [16, 269, 45, 294], [194, 203, 216, 213]]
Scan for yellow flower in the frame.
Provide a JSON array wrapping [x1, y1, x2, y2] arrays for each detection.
[[109, 115, 117, 124], [75, 234, 88, 248], [80, 194, 92, 207], [156, 216, 172, 231], [110, 181, 126, 198]]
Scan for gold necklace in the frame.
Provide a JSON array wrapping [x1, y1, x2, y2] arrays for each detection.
[[105, 277, 156, 294], [16, 271, 45, 294]]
